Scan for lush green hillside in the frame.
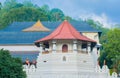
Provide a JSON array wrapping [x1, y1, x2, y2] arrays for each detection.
[[0, 0, 73, 29]]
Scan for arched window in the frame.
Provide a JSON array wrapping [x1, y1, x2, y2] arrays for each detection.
[[62, 44, 68, 52]]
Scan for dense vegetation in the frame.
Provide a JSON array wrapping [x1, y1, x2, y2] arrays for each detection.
[[0, 0, 73, 29], [0, 49, 26, 78], [86, 19, 120, 74], [99, 29, 120, 73]]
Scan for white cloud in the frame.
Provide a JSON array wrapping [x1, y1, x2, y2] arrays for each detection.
[[79, 13, 116, 28]]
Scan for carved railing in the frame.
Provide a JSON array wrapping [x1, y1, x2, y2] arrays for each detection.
[[41, 50, 89, 54], [23, 64, 118, 78], [78, 50, 88, 54]]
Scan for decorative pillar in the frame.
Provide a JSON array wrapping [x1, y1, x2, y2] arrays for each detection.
[[40, 43, 43, 53], [87, 42, 91, 55], [78, 41, 82, 52], [92, 47, 97, 54], [73, 40, 77, 53], [52, 40, 56, 53]]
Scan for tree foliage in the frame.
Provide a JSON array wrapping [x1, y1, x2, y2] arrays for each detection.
[[50, 8, 65, 21], [99, 29, 120, 73], [0, 2, 2, 10], [0, 0, 74, 29], [86, 19, 120, 73], [3, 0, 18, 10], [0, 49, 26, 78], [0, 7, 49, 27]]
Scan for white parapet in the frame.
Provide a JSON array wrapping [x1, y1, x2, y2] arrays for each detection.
[[24, 53, 111, 78], [112, 72, 118, 78], [26, 71, 109, 78]]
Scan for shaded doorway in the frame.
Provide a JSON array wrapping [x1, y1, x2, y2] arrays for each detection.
[[62, 44, 68, 52]]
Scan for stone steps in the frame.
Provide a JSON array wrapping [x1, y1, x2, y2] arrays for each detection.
[[36, 62, 95, 71], [36, 53, 95, 71], [37, 55, 94, 62], [37, 62, 94, 67]]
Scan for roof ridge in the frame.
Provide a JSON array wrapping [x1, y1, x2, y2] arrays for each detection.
[[22, 20, 50, 32], [48, 20, 65, 39], [68, 22, 79, 39]]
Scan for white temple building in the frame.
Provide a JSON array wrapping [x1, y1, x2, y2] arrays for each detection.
[[23, 20, 114, 78]]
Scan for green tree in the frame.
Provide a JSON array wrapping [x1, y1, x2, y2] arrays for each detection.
[[0, 1, 68, 29], [99, 29, 120, 73], [0, 2, 2, 10], [0, 7, 49, 29], [0, 49, 26, 78], [3, 0, 18, 10], [41, 4, 50, 13], [50, 8, 65, 21], [23, 0, 36, 8], [64, 16, 72, 21], [2, 0, 24, 11]]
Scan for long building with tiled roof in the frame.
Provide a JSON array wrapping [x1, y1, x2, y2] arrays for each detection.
[[0, 20, 101, 61], [0, 21, 101, 44]]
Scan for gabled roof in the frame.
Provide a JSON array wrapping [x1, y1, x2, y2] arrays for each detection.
[[36, 20, 96, 42], [22, 20, 50, 32]]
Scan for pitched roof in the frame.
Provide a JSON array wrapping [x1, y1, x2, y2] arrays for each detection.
[[0, 32, 50, 44], [0, 21, 100, 44], [1, 21, 101, 32], [22, 20, 50, 32], [36, 20, 96, 42]]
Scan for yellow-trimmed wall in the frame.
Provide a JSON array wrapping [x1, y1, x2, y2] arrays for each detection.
[[82, 32, 100, 44]]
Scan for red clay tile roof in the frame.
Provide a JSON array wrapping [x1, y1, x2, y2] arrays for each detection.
[[35, 20, 96, 42]]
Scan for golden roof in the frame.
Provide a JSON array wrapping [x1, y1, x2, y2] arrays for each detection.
[[22, 20, 50, 32]]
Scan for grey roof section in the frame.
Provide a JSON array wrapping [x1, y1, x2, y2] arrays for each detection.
[[0, 32, 50, 44], [0, 21, 101, 44], [1, 21, 101, 32]]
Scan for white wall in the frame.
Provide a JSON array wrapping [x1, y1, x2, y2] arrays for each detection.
[[48, 40, 82, 53], [56, 40, 73, 52]]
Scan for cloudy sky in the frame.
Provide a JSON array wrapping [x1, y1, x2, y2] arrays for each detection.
[[0, 0, 120, 28]]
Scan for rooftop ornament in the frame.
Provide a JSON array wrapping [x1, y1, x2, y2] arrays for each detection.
[[22, 20, 50, 32]]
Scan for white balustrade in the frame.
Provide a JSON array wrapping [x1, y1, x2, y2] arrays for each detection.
[[112, 72, 117, 78], [102, 65, 109, 73]]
